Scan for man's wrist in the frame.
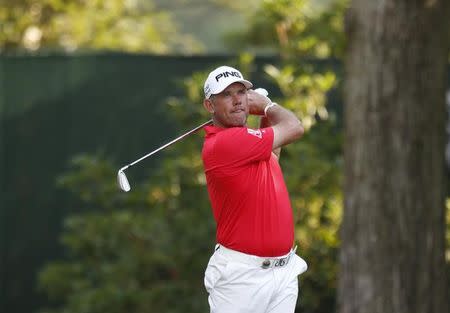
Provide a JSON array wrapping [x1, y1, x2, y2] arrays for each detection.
[[264, 102, 278, 117]]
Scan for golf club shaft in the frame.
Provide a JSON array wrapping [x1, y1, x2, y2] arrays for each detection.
[[124, 119, 213, 169]]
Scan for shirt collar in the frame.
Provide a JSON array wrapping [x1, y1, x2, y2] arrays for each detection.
[[204, 125, 225, 135]]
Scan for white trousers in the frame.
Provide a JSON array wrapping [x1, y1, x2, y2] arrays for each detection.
[[204, 245, 308, 313]]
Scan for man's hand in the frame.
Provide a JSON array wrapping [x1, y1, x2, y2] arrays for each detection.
[[247, 89, 271, 116]]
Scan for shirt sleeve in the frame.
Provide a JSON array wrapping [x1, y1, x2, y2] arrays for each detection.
[[214, 127, 274, 168]]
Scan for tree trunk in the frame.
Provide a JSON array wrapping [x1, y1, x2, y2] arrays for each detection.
[[339, 1, 450, 313]]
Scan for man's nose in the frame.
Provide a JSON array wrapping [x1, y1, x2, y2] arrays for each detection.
[[232, 93, 241, 104]]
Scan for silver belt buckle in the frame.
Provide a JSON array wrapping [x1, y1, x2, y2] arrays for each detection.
[[261, 259, 271, 269]]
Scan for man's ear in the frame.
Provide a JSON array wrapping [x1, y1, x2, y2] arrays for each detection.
[[203, 98, 215, 113]]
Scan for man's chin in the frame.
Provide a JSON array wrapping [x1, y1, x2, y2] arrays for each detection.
[[231, 117, 247, 127], [215, 115, 247, 128]]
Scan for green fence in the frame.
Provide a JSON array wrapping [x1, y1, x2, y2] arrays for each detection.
[[0, 54, 342, 313]]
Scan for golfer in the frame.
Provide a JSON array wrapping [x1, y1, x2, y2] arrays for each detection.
[[201, 65, 308, 313]]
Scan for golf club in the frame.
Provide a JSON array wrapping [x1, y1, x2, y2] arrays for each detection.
[[117, 119, 213, 192], [117, 88, 269, 192]]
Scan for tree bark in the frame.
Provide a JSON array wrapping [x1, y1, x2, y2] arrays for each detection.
[[339, 1, 450, 313]]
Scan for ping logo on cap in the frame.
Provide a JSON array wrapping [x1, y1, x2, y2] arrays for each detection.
[[215, 71, 242, 82], [204, 65, 253, 98]]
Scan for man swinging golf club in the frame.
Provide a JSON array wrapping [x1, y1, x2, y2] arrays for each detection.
[[202, 65, 308, 313]]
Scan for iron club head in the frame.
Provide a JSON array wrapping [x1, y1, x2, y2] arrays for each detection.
[[117, 169, 131, 192], [116, 119, 213, 192]]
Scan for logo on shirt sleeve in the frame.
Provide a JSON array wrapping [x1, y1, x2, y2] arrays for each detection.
[[247, 128, 262, 139]]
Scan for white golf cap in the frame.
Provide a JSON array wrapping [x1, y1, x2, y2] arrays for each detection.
[[204, 65, 253, 98]]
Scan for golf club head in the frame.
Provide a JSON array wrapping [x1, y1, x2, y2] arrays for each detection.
[[117, 169, 131, 192]]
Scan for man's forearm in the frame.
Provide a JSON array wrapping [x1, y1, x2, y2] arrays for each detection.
[[247, 89, 303, 149], [265, 103, 304, 149], [260, 116, 281, 158]]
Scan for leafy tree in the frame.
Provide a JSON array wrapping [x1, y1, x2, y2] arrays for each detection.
[[225, 0, 348, 58], [0, 0, 202, 54], [38, 154, 215, 313]]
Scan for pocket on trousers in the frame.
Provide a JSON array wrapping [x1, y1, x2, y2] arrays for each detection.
[[204, 254, 229, 293], [293, 255, 308, 276]]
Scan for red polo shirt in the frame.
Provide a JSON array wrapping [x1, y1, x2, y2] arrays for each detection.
[[202, 125, 294, 257]]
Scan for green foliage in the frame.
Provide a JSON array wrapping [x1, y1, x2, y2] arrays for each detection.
[[0, 0, 203, 53], [286, 120, 342, 312], [225, 0, 344, 128], [38, 153, 215, 313], [264, 63, 337, 129], [225, 0, 348, 58]]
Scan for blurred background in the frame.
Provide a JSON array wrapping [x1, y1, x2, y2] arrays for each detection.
[[0, 1, 448, 313]]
